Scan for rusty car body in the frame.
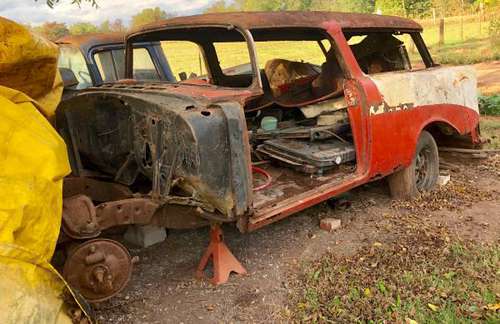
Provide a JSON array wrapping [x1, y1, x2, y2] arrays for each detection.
[[55, 12, 480, 300]]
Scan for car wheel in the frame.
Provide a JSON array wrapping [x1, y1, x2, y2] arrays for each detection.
[[388, 130, 439, 199]]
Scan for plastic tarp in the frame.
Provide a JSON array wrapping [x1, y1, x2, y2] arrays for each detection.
[[0, 17, 86, 323]]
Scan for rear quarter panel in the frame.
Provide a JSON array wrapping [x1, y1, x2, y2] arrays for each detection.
[[365, 65, 480, 176]]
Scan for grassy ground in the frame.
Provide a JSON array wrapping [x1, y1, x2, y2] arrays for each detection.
[[481, 116, 500, 149], [419, 15, 491, 46], [286, 236, 499, 323], [428, 38, 500, 65], [285, 180, 500, 323]]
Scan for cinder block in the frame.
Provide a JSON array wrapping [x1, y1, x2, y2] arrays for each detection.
[[320, 218, 341, 232], [124, 224, 167, 248]]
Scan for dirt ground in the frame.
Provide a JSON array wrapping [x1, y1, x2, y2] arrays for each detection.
[[475, 60, 500, 95], [94, 152, 499, 323]]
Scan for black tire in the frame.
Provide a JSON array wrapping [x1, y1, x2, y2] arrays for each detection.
[[388, 130, 439, 199]]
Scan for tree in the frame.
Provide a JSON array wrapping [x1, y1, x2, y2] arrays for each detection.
[[131, 7, 171, 28], [376, 0, 432, 17], [205, 0, 238, 12], [233, 0, 374, 12], [110, 19, 126, 32], [238, 0, 307, 11], [99, 20, 111, 32], [69, 22, 98, 35], [33, 21, 70, 40], [311, 0, 375, 12], [99, 19, 126, 33], [37, 0, 98, 8]]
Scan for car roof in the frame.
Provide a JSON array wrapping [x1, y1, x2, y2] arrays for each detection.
[[55, 32, 125, 54], [130, 11, 422, 36]]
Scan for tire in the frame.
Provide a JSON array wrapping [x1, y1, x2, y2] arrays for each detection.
[[388, 130, 439, 199]]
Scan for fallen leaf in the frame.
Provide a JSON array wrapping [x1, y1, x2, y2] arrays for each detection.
[[427, 303, 439, 312], [405, 318, 418, 324], [364, 288, 372, 298], [485, 303, 500, 311]]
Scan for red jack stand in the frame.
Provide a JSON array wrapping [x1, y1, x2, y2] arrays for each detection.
[[196, 224, 247, 285]]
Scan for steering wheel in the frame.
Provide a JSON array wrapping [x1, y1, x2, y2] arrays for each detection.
[[78, 70, 91, 84]]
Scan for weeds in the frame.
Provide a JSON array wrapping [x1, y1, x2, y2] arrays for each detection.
[[479, 95, 500, 116], [286, 230, 499, 323]]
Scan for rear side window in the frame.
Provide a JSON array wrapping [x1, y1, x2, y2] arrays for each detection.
[[346, 32, 427, 74], [94, 47, 160, 82]]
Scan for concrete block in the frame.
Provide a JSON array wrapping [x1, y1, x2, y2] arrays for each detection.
[[320, 218, 341, 232], [124, 224, 167, 248], [437, 174, 451, 186]]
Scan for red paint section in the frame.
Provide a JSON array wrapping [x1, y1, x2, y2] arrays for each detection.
[[368, 104, 480, 176]]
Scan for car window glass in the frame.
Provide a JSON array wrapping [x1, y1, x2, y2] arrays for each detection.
[[112, 49, 126, 79], [58, 45, 92, 89], [94, 51, 117, 82], [133, 48, 160, 80], [160, 41, 207, 81]]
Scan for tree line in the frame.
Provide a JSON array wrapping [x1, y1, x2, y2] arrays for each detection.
[[32, 6, 170, 40], [206, 0, 498, 18], [33, 0, 498, 40]]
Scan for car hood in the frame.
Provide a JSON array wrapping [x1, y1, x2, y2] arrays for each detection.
[[93, 81, 258, 106]]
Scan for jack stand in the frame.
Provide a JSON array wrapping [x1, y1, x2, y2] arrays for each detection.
[[196, 224, 247, 285]]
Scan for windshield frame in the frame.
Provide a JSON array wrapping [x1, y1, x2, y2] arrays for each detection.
[[125, 24, 262, 90]]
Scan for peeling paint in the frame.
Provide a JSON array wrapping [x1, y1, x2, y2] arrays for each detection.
[[369, 65, 478, 114]]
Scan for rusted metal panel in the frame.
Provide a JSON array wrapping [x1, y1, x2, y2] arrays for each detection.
[[55, 32, 125, 55], [129, 12, 422, 36], [62, 195, 100, 239], [96, 198, 159, 230], [63, 177, 133, 202]]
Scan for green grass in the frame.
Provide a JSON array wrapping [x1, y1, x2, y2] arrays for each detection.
[[285, 232, 500, 323]]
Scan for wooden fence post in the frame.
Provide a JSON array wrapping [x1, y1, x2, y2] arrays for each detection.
[[439, 18, 445, 46]]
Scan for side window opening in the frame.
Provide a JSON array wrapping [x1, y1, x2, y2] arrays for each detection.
[[94, 51, 117, 82], [253, 37, 344, 106], [132, 48, 160, 81], [347, 32, 426, 75], [160, 41, 207, 82], [94, 47, 160, 83], [58, 45, 92, 89]]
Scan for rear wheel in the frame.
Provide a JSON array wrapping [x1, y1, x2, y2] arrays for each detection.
[[388, 130, 439, 199]]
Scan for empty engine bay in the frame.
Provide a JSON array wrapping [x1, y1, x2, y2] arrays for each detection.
[[244, 95, 357, 212]]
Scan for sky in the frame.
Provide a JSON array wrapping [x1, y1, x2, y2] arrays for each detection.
[[0, 0, 215, 26]]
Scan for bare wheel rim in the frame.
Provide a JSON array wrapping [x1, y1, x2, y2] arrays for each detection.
[[415, 146, 432, 191]]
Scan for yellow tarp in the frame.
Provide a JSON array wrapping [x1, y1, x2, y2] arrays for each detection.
[[0, 17, 86, 323]]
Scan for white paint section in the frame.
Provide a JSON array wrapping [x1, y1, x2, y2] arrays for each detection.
[[369, 65, 478, 114]]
